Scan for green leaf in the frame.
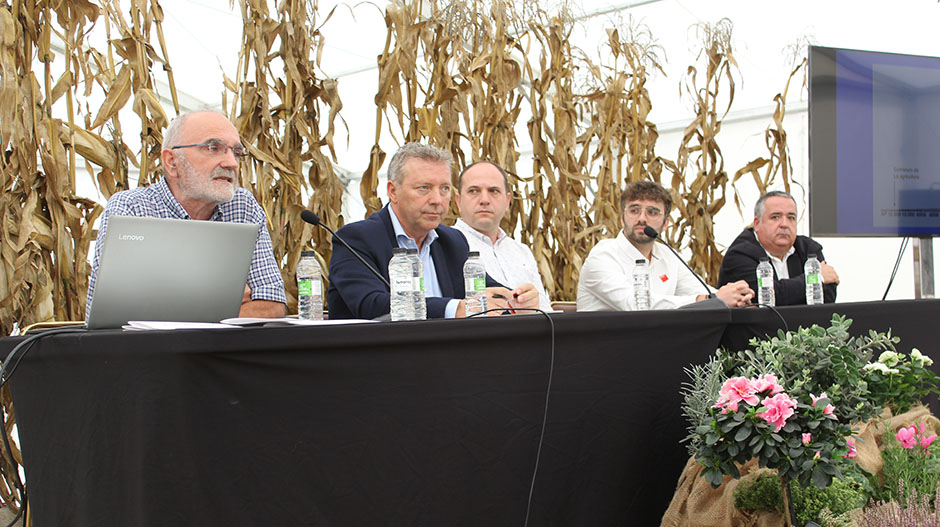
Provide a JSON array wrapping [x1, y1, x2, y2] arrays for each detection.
[[704, 468, 723, 488], [734, 426, 750, 442], [788, 447, 804, 458], [811, 465, 832, 489], [706, 433, 720, 446], [720, 419, 741, 433]]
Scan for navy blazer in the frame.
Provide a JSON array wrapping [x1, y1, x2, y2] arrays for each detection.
[[718, 227, 837, 305], [327, 206, 503, 319]]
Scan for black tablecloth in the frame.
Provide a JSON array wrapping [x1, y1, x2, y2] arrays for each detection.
[[3, 300, 939, 527]]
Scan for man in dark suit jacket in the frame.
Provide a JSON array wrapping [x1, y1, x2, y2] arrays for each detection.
[[718, 191, 838, 305], [327, 143, 540, 320]]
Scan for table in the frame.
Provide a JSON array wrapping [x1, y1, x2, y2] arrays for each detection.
[[3, 300, 939, 526]]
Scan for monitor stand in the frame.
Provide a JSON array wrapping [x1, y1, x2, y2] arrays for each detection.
[[913, 237, 935, 299]]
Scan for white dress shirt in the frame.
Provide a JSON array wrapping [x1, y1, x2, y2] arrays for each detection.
[[754, 231, 795, 279], [453, 219, 553, 311], [576, 230, 712, 311]]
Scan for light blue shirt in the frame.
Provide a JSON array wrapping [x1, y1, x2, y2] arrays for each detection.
[[388, 207, 460, 318]]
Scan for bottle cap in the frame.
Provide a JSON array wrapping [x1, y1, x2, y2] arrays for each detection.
[[301, 250, 317, 257], [392, 248, 407, 255], [468, 251, 480, 257], [807, 253, 817, 259], [759, 257, 769, 262], [406, 248, 418, 255], [635, 259, 646, 264]]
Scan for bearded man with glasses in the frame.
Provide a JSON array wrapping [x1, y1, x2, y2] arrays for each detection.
[[86, 111, 287, 318], [577, 180, 753, 311]]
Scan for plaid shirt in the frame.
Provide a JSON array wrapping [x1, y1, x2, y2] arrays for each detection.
[[86, 178, 286, 315]]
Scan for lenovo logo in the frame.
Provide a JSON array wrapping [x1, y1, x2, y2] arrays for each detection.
[[119, 234, 145, 241]]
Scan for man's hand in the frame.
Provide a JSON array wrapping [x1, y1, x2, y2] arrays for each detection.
[[455, 288, 509, 318], [510, 283, 540, 311], [239, 285, 286, 318], [485, 287, 513, 316], [713, 280, 754, 308], [821, 261, 840, 285]]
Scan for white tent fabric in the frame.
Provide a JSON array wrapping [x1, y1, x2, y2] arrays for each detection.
[[84, 0, 940, 302]]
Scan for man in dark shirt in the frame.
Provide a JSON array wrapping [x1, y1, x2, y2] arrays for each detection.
[[718, 191, 838, 305]]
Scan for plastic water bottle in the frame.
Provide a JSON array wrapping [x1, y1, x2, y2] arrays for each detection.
[[389, 248, 416, 321], [805, 253, 824, 305], [633, 259, 651, 310], [756, 257, 775, 307], [296, 250, 323, 320], [463, 251, 487, 316], [407, 248, 426, 321]]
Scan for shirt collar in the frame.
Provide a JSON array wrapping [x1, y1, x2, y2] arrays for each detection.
[[454, 218, 504, 246], [389, 205, 438, 250], [154, 177, 223, 221], [753, 230, 795, 262], [618, 230, 662, 262]]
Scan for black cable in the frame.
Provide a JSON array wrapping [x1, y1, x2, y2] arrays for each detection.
[[0, 326, 87, 527], [745, 303, 789, 333], [466, 307, 555, 527], [882, 237, 909, 301]]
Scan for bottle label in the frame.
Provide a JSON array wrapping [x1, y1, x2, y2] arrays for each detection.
[[465, 277, 486, 292], [391, 275, 413, 292], [298, 280, 313, 296], [414, 277, 424, 292], [806, 274, 820, 285], [758, 277, 767, 288]]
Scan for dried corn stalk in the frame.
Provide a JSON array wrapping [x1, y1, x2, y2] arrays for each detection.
[[226, 0, 344, 311], [0, 0, 178, 511], [668, 18, 738, 284], [731, 55, 804, 214], [581, 20, 666, 246]]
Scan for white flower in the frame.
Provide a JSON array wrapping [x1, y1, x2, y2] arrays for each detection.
[[878, 351, 902, 367], [911, 348, 934, 367], [864, 362, 900, 375]]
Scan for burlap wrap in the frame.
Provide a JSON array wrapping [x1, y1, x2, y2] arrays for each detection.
[[660, 405, 940, 527]]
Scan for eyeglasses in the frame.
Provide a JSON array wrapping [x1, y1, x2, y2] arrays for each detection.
[[171, 139, 248, 159], [625, 205, 663, 218]]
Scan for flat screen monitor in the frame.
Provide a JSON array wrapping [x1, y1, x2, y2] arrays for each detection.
[[809, 45, 940, 237]]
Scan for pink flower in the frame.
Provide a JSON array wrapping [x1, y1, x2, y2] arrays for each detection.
[[714, 377, 760, 412], [810, 393, 836, 417], [844, 438, 857, 459], [752, 374, 784, 395], [802, 433, 812, 445], [813, 451, 821, 460], [918, 423, 937, 452], [896, 426, 917, 449], [759, 393, 797, 432]]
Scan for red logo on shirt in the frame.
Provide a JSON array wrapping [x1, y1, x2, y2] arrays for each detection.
[[660, 274, 669, 283]]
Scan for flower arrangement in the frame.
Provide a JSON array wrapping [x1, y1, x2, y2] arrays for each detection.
[[865, 349, 940, 414], [681, 314, 940, 526], [694, 373, 852, 490], [876, 421, 940, 507]]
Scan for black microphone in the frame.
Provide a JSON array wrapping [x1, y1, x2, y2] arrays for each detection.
[[301, 210, 391, 289], [642, 225, 716, 301]]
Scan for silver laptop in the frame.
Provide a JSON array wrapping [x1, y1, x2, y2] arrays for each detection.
[[86, 216, 259, 329]]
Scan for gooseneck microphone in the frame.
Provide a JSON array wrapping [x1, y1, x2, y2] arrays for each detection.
[[301, 210, 391, 288], [642, 225, 714, 299]]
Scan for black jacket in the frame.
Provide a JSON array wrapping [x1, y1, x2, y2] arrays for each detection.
[[717, 228, 837, 305]]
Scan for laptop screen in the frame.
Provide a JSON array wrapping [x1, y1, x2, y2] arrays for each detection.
[[86, 216, 259, 329]]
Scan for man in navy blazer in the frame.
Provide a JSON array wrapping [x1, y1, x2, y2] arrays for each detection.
[[327, 143, 540, 319]]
